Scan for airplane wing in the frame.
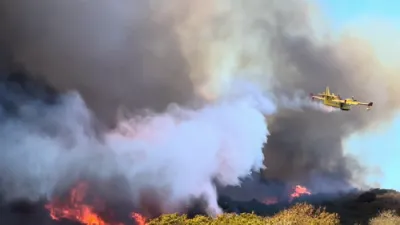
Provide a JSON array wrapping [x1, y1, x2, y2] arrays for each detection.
[[347, 100, 373, 110], [347, 100, 373, 106], [310, 93, 324, 101], [358, 101, 373, 108], [331, 99, 345, 103]]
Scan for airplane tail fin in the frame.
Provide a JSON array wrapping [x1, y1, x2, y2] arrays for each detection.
[[325, 86, 330, 96]]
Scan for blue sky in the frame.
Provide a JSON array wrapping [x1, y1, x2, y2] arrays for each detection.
[[316, 0, 400, 31], [313, 0, 400, 190]]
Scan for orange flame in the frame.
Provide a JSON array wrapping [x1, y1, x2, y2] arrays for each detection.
[[262, 184, 311, 205], [289, 185, 311, 201], [45, 182, 147, 225], [131, 213, 147, 225]]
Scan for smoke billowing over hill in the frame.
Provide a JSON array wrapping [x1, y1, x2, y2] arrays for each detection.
[[0, 0, 399, 223]]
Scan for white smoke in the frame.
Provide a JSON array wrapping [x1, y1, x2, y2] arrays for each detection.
[[0, 92, 108, 201], [0, 81, 275, 216]]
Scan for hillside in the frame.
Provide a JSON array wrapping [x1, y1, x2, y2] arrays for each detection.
[[2, 188, 400, 225], [149, 188, 400, 225]]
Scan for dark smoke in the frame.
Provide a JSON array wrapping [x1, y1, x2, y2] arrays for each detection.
[[261, 11, 400, 192], [0, 0, 196, 127], [187, 0, 400, 196]]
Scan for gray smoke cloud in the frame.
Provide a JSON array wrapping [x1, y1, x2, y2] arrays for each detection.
[[0, 0, 399, 217], [158, 0, 400, 195], [0, 0, 196, 127], [0, 73, 275, 218], [259, 6, 400, 192], [0, 0, 278, 217]]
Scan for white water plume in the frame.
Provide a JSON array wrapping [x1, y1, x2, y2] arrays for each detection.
[[0, 81, 275, 216]]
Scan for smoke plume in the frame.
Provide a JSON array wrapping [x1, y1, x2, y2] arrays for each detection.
[[0, 0, 400, 217], [0, 0, 197, 127], [0, 73, 275, 217], [157, 0, 400, 194]]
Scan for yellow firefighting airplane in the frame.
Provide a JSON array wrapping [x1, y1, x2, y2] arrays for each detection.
[[310, 86, 373, 111]]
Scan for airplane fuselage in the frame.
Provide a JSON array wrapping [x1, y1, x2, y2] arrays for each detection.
[[323, 98, 351, 111]]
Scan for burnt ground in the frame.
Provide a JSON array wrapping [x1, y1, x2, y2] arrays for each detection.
[[0, 188, 399, 225]]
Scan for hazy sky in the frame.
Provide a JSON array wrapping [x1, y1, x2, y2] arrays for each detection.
[[314, 0, 400, 190]]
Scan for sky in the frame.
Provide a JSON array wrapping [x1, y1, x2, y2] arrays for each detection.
[[316, 0, 400, 32], [313, 0, 400, 190]]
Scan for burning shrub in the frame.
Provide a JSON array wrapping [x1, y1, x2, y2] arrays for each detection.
[[148, 203, 340, 225]]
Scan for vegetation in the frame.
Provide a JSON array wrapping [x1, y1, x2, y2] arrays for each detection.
[[148, 189, 400, 225], [369, 210, 400, 225], [148, 203, 340, 225]]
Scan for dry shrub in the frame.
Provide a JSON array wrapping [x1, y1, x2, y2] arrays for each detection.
[[267, 203, 340, 225], [369, 210, 400, 225], [148, 203, 340, 225]]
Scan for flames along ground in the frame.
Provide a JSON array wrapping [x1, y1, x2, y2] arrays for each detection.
[[44, 182, 311, 225], [45, 182, 147, 225]]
